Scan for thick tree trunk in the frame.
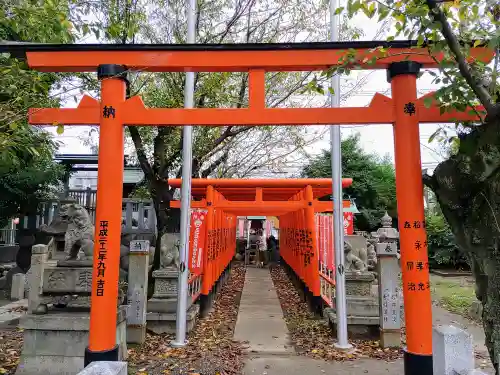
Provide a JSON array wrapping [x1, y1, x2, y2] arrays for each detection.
[[150, 178, 181, 271], [425, 115, 500, 373]]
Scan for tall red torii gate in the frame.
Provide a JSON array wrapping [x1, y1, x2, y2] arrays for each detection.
[[1, 40, 493, 375]]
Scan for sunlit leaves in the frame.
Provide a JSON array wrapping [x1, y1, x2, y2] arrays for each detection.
[[56, 123, 64, 135], [324, 0, 499, 124]]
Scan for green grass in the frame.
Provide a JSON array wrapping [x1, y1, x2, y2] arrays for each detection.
[[430, 275, 477, 317]]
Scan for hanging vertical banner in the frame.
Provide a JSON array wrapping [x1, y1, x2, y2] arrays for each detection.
[[343, 212, 354, 235], [326, 214, 335, 272], [316, 215, 323, 266], [315, 214, 336, 273], [189, 209, 208, 275], [238, 218, 245, 238]]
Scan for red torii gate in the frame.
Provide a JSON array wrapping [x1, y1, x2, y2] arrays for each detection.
[[2, 41, 493, 375], [168, 177, 353, 306]]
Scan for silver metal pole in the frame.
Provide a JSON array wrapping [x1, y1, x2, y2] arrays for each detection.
[[172, 0, 196, 348], [329, 0, 352, 350]]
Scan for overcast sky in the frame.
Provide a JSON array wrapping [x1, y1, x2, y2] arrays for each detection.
[[46, 7, 450, 173]]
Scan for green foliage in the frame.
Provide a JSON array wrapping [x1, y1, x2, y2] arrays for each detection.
[[316, 0, 499, 150], [0, 128, 64, 228], [426, 209, 468, 269], [0, 0, 76, 43], [129, 184, 151, 199], [0, 0, 78, 227], [301, 134, 396, 231]]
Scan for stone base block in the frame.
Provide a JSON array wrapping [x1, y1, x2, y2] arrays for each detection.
[[324, 308, 379, 339], [380, 328, 401, 348], [127, 325, 146, 344], [11, 273, 26, 301], [77, 361, 127, 375], [346, 296, 379, 317], [147, 295, 193, 313], [146, 304, 199, 334], [345, 271, 375, 297], [16, 307, 127, 375]]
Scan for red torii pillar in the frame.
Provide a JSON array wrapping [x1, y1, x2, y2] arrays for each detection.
[[389, 61, 432, 373], [88, 66, 127, 363]]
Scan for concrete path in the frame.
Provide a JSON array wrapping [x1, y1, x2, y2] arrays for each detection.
[[236, 267, 495, 375], [234, 267, 292, 355], [244, 356, 403, 375]]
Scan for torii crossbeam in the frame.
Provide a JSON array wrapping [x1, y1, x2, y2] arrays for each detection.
[[2, 40, 493, 375]]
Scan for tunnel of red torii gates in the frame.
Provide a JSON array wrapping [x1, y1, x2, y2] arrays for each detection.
[[168, 177, 351, 309]]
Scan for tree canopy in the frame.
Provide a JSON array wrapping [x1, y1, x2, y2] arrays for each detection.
[[0, 0, 85, 226], [301, 133, 396, 231]]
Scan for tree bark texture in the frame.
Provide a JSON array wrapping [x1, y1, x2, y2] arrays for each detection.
[[424, 115, 500, 373]]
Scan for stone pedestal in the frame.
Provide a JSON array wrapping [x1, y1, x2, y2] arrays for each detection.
[[146, 267, 197, 334], [433, 325, 474, 375], [377, 242, 401, 348], [345, 271, 379, 338], [126, 240, 149, 344], [375, 216, 402, 349], [11, 273, 26, 301], [16, 306, 127, 375], [325, 271, 380, 339], [345, 271, 374, 296]]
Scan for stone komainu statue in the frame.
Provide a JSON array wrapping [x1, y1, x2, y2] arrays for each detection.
[[159, 232, 180, 269], [59, 203, 94, 260], [344, 239, 368, 272]]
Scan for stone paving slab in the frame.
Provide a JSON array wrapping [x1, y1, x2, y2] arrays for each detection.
[[0, 298, 27, 327], [234, 267, 292, 355], [244, 356, 403, 375]]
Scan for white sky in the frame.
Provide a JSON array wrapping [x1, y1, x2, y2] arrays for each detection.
[[46, 9, 450, 173]]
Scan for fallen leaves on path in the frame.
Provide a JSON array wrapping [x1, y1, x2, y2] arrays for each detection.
[[270, 265, 403, 363], [128, 262, 246, 375], [0, 327, 23, 374]]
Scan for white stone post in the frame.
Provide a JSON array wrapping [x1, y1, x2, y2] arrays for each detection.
[[126, 240, 150, 344], [376, 239, 401, 348], [77, 361, 127, 375], [28, 244, 48, 313], [433, 325, 474, 375], [11, 273, 26, 301]]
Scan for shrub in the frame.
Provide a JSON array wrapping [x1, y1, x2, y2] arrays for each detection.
[[426, 210, 469, 269]]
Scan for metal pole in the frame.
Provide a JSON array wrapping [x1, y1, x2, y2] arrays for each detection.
[[171, 0, 196, 348], [329, 0, 352, 350]]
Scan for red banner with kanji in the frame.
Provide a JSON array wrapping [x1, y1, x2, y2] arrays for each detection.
[[189, 209, 208, 275], [343, 212, 354, 235], [316, 214, 335, 272]]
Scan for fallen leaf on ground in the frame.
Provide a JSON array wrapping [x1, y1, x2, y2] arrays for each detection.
[[128, 262, 246, 375], [0, 326, 23, 374], [270, 265, 403, 362]]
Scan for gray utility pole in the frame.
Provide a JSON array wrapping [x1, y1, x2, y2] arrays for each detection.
[[329, 0, 353, 351], [172, 0, 196, 348]]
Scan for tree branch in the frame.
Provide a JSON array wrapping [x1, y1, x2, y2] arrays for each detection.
[[127, 126, 153, 179], [422, 171, 437, 191], [425, 0, 496, 116], [201, 150, 230, 178], [153, 127, 169, 177]]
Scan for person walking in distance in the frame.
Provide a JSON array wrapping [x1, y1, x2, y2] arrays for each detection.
[[257, 229, 267, 267]]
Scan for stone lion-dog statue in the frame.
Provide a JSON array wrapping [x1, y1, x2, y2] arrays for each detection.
[[59, 203, 95, 260]]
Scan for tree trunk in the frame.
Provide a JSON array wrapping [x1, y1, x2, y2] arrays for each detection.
[[425, 115, 500, 373], [150, 178, 181, 271]]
